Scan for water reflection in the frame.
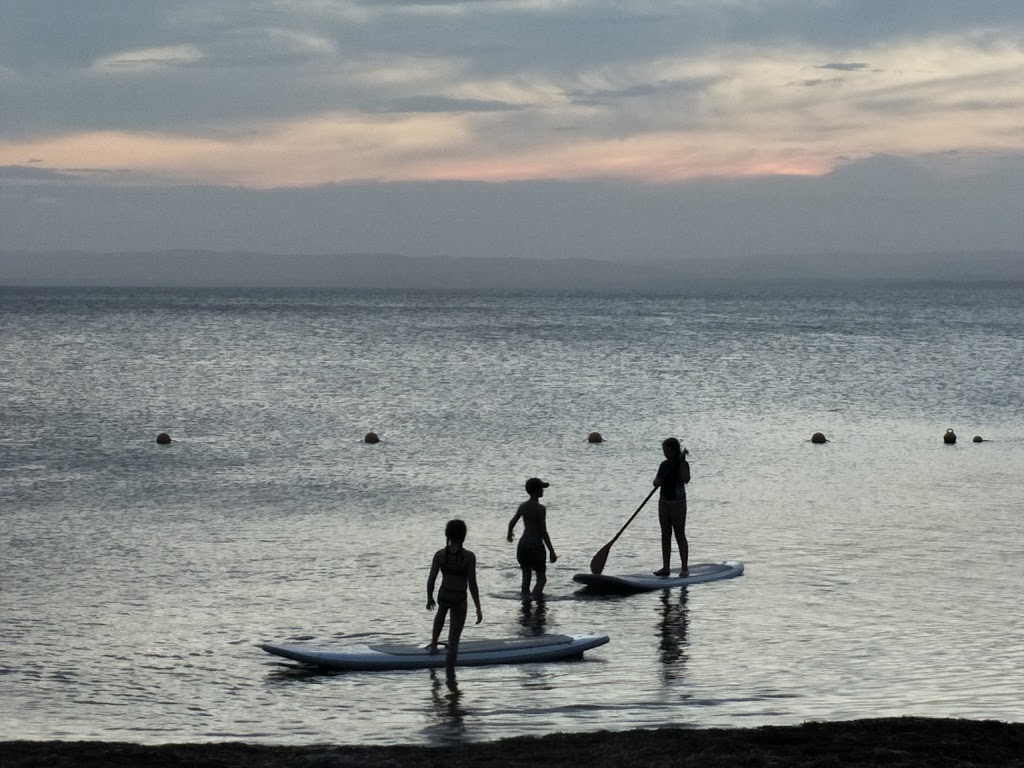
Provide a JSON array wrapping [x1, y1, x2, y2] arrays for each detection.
[[518, 596, 548, 636], [657, 588, 689, 682], [264, 661, 332, 685], [423, 667, 468, 745]]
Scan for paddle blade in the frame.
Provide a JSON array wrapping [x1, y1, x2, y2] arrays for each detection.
[[589, 543, 611, 574], [590, 486, 656, 575]]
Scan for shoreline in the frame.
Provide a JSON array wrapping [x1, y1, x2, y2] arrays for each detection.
[[4, 717, 1024, 767]]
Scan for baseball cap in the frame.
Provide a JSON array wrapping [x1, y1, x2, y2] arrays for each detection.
[[525, 477, 550, 493]]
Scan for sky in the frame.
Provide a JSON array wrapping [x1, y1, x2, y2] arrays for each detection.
[[2, 1, 1024, 269]]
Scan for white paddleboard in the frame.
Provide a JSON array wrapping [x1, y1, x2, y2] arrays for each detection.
[[261, 633, 609, 671], [573, 561, 744, 594]]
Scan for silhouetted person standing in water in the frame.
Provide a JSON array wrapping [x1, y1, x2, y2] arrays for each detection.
[[653, 438, 690, 577], [426, 519, 482, 680], [507, 477, 557, 597]]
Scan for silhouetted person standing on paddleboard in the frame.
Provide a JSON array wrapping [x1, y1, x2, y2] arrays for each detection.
[[653, 438, 690, 577], [507, 477, 558, 597], [426, 519, 482, 681]]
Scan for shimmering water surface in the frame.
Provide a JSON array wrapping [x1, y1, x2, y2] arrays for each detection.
[[2, 284, 1023, 745]]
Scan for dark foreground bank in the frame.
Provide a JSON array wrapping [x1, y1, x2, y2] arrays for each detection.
[[3, 718, 1023, 768]]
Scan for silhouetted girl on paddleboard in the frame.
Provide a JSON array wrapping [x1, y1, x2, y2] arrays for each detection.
[[426, 519, 482, 679], [653, 438, 690, 577]]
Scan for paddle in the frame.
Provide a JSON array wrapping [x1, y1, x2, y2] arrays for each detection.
[[589, 486, 658, 574]]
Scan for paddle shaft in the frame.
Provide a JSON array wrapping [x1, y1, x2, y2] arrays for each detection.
[[589, 485, 658, 574], [608, 485, 658, 546]]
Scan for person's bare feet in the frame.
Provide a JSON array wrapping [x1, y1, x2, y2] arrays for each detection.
[[654, 567, 671, 576]]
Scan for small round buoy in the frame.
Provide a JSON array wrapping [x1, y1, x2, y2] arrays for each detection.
[[973, 435, 984, 443], [364, 432, 380, 444], [156, 432, 171, 445], [810, 432, 828, 444], [586, 431, 603, 443], [943, 428, 957, 445]]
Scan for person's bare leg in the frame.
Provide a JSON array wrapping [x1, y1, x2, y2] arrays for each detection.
[[655, 523, 672, 575], [520, 567, 532, 595], [445, 601, 468, 678], [531, 569, 546, 598], [673, 510, 689, 575], [675, 532, 689, 576], [428, 606, 448, 652]]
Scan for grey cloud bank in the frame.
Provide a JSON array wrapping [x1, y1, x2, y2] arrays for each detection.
[[2, 155, 1023, 268], [4, 151, 1024, 289]]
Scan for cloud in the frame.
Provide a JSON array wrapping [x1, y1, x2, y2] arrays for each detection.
[[376, 96, 523, 113], [2, 155, 1023, 262], [4, 31, 1024, 187], [0, 165, 80, 181], [2, 1, 1024, 190], [91, 45, 203, 72], [567, 78, 714, 106], [795, 78, 844, 88], [816, 62, 870, 71]]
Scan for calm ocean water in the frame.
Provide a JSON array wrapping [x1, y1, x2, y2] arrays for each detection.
[[2, 284, 1023, 746]]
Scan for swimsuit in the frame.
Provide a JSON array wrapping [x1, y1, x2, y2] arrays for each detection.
[[517, 536, 547, 572], [437, 547, 469, 608], [656, 456, 690, 501]]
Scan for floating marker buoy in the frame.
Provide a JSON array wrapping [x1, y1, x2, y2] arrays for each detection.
[[156, 432, 171, 445], [973, 435, 984, 443], [810, 432, 828, 444], [586, 431, 603, 443], [943, 428, 957, 445], [364, 432, 380, 444]]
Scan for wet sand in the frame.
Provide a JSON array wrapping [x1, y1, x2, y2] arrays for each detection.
[[3, 718, 1024, 768]]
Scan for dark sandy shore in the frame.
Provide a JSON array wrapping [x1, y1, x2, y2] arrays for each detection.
[[3, 718, 1024, 768]]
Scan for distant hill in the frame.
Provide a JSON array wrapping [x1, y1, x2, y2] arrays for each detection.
[[1, 250, 1023, 289], [0, 250, 681, 291]]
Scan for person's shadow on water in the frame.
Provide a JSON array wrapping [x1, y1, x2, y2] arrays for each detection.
[[519, 596, 548, 636], [657, 587, 689, 682]]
